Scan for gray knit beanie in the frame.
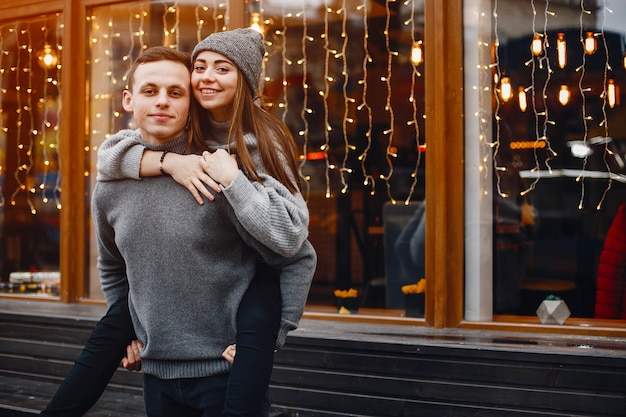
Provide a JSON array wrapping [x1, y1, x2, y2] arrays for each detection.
[[192, 28, 265, 95]]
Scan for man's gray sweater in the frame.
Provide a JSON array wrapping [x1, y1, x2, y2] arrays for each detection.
[[92, 132, 316, 380]]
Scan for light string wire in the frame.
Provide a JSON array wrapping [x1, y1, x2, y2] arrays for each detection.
[[537, 0, 558, 186], [402, 0, 421, 205], [39, 21, 52, 207], [52, 15, 62, 209], [492, 0, 505, 198], [382, 0, 397, 204], [297, 2, 312, 200], [195, 2, 205, 43], [520, 0, 553, 197], [595, 0, 612, 210], [0, 26, 5, 208], [11, 23, 37, 214], [576, 0, 593, 209], [279, 1, 289, 124], [321, 0, 332, 199], [338, 0, 353, 194], [356, 0, 375, 195]]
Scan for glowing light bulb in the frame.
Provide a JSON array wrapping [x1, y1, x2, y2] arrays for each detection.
[[607, 79, 618, 108], [531, 33, 543, 56], [518, 86, 527, 112], [411, 40, 423, 66], [500, 77, 513, 102], [557, 33, 566, 68], [584, 32, 597, 55], [558, 85, 570, 106]]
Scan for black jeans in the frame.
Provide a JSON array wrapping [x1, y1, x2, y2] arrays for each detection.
[[41, 264, 282, 417], [223, 263, 281, 417], [40, 295, 136, 416]]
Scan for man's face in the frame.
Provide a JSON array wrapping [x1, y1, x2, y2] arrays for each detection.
[[122, 60, 191, 144]]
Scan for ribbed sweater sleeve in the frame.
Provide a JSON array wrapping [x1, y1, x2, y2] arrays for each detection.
[[96, 129, 145, 181], [223, 171, 308, 257]]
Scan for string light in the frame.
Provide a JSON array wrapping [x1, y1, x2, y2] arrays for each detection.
[[357, 0, 375, 195], [576, 1, 594, 208], [404, 0, 422, 204], [556, 32, 566, 68], [558, 84, 570, 105], [518, 86, 528, 112], [583, 31, 597, 55], [1, 14, 62, 214], [381, 0, 396, 203], [338, 0, 352, 194], [595, 2, 614, 209], [499, 76, 513, 102], [321, 1, 332, 199], [297, 1, 312, 199]]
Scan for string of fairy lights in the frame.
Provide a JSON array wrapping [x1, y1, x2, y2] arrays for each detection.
[[0, 14, 62, 213], [491, 0, 620, 210], [3, 0, 624, 219], [0, 0, 424, 217]]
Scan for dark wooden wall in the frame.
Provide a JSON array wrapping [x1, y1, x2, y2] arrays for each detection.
[[0, 303, 625, 417]]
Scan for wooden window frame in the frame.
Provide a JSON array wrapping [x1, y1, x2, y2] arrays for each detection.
[[1, 0, 624, 338]]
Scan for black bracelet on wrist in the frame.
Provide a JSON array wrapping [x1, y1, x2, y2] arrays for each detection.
[[159, 150, 170, 175]]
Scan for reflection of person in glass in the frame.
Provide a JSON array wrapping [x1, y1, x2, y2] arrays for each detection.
[[395, 202, 426, 282], [594, 204, 626, 319]]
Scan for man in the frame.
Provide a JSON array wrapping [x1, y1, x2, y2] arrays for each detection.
[[90, 46, 314, 417]]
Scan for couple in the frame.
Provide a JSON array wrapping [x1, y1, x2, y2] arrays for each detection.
[[41, 29, 316, 417]]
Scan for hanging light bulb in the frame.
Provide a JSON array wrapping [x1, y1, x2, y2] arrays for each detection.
[[531, 33, 543, 56], [411, 40, 423, 66], [37, 44, 58, 69], [584, 32, 597, 55], [556, 32, 567, 69], [500, 77, 513, 102], [607, 79, 619, 108], [249, 12, 263, 33], [558, 85, 570, 106], [518, 86, 527, 112], [623, 52, 626, 69]]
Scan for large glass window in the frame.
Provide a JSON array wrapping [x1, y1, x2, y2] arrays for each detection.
[[465, 0, 626, 322], [85, 0, 427, 313], [0, 13, 62, 297], [253, 0, 426, 313], [86, 1, 228, 299]]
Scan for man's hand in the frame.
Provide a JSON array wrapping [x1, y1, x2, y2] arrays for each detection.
[[163, 153, 222, 204], [121, 340, 143, 371], [222, 344, 236, 364]]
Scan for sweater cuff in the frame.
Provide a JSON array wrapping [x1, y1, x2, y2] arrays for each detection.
[[276, 319, 298, 348]]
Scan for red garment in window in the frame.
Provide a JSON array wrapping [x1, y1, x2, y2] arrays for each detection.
[[595, 204, 626, 319]]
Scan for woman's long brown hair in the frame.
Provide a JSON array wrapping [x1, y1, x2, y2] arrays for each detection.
[[189, 73, 302, 194]]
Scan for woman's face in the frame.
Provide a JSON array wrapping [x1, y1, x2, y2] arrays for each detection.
[[191, 50, 238, 122]]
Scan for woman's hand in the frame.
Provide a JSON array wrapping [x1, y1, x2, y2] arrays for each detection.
[[222, 344, 236, 364], [200, 150, 239, 189], [162, 153, 222, 204], [121, 339, 143, 372]]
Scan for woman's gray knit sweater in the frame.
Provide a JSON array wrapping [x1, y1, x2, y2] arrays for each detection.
[[93, 130, 316, 380]]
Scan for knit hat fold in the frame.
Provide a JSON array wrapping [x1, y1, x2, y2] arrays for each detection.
[[191, 28, 265, 95]]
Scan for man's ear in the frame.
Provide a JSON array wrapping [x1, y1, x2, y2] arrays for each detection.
[[122, 90, 133, 113]]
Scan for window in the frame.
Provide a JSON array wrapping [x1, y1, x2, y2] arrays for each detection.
[[0, 13, 62, 298], [465, 0, 626, 323]]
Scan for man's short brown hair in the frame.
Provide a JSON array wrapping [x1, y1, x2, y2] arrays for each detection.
[[127, 46, 191, 91]]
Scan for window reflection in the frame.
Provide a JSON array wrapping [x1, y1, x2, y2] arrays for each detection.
[[0, 14, 62, 297], [490, 0, 626, 319], [258, 0, 426, 311]]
